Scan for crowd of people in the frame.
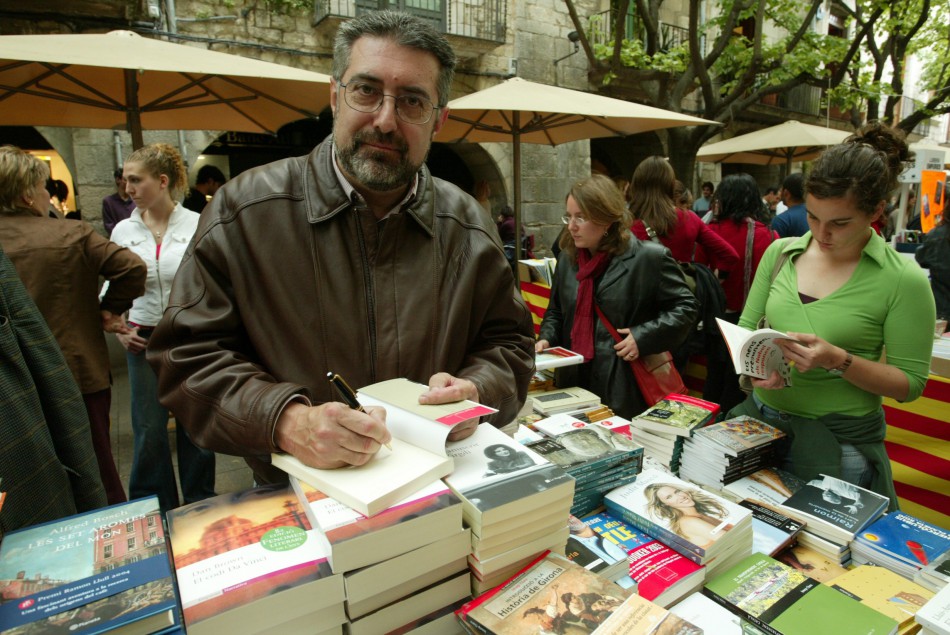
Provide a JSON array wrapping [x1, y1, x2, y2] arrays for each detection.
[[0, 10, 942, 536]]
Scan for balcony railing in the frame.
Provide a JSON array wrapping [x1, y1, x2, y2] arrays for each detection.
[[588, 8, 692, 55], [313, 0, 507, 44]]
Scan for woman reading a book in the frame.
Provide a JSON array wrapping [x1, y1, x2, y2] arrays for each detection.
[[536, 174, 697, 419], [644, 483, 734, 549], [729, 122, 936, 511]]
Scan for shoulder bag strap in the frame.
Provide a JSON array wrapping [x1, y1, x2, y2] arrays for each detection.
[[594, 305, 622, 343], [642, 222, 660, 243], [743, 218, 755, 303]]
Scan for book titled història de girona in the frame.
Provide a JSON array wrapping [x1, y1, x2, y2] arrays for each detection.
[[0, 496, 180, 635]]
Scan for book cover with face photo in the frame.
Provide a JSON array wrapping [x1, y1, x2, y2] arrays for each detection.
[[444, 424, 575, 530], [605, 468, 752, 559]]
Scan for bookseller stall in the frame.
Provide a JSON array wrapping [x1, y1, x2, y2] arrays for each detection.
[[520, 278, 950, 529]]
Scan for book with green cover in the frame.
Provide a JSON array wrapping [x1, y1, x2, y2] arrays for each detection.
[[631, 394, 720, 438], [703, 553, 899, 635]]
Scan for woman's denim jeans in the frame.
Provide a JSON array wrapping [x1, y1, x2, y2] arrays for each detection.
[[127, 331, 216, 511]]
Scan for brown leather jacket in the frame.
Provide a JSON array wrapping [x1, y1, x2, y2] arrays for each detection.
[[0, 209, 146, 393], [148, 138, 535, 481]]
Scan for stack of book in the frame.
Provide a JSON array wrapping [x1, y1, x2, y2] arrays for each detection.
[[679, 416, 785, 488], [669, 591, 748, 634], [850, 511, 950, 581], [165, 484, 345, 635], [518, 257, 557, 286], [829, 565, 934, 634], [778, 474, 889, 560], [530, 346, 585, 395], [530, 385, 601, 417], [571, 511, 707, 608], [456, 550, 703, 634], [604, 468, 753, 580], [290, 477, 471, 633], [715, 467, 806, 507], [703, 552, 900, 635], [629, 394, 720, 474], [0, 497, 182, 635], [443, 423, 576, 595], [916, 581, 950, 635], [520, 413, 643, 516], [739, 499, 806, 557], [772, 542, 850, 584], [916, 550, 950, 592]]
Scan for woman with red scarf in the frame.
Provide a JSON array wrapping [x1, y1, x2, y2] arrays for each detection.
[[536, 175, 698, 419]]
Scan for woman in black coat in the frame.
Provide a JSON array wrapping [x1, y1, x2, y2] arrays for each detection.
[[537, 175, 698, 419]]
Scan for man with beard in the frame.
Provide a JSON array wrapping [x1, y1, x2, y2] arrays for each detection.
[[147, 11, 534, 482]]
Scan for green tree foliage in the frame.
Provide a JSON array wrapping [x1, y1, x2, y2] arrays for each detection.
[[562, 0, 947, 183]]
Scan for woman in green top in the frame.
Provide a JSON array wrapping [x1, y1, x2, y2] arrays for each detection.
[[729, 123, 935, 509]]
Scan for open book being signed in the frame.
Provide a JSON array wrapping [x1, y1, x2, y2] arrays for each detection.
[[272, 378, 496, 516]]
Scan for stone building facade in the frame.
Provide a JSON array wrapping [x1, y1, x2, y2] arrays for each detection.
[[3, 0, 614, 252]]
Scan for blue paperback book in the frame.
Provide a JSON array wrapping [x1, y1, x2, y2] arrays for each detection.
[[853, 511, 950, 567], [0, 496, 180, 635]]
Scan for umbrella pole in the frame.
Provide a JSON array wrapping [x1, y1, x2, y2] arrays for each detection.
[[124, 69, 144, 150], [513, 112, 522, 268]]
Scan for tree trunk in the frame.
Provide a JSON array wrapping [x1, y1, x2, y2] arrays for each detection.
[[666, 127, 701, 193]]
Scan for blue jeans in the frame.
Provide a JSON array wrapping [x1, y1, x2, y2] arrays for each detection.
[[127, 332, 216, 511], [752, 395, 873, 488]]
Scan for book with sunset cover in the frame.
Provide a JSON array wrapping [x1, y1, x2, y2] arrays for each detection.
[[164, 484, 344, 635]]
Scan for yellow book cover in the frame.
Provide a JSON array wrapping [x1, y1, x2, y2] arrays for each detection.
[[829, 565, 934, 628]]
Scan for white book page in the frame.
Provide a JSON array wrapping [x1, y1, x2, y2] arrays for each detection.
[[358, 378, 497, 456], [716, 318, 795, 382]]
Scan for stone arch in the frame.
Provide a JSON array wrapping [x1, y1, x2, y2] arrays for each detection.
[[428, 141, 507, 215]]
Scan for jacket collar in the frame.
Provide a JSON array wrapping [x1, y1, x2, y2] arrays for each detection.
[[784, 229, 887, 268], [127, 203, 191, 234], [596, 232, 642, 291], [305, 136, 435, 236]]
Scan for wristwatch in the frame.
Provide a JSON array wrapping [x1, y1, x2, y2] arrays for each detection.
[[828, 352, 853, 376]]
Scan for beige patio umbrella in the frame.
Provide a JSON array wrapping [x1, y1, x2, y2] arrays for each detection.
[[0, 30, 332, 148], [436, 77, 716, 256], [695, 120, 851, 171]]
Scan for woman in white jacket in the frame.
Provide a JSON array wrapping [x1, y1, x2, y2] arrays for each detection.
[[111, 143, 215, 511]]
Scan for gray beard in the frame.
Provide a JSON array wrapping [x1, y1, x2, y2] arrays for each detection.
[[335, 129, 422, 192]]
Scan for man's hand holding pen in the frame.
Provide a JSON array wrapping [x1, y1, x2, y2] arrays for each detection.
[[274, 401, 391, 470]]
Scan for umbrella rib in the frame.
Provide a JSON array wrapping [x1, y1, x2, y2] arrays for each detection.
[[175, 73, 280, 133], [138, 73, 319, 131], [0, 63, 122, 110], [40, 63, 124, 108], [214, 75, 321, 118]]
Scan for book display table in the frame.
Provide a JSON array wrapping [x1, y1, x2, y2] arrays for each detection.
[[520, 281, 950, 529]]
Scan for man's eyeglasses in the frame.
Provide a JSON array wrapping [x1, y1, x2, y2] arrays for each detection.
[[562, 214, 590, 226], [339, 80, 437, 125]]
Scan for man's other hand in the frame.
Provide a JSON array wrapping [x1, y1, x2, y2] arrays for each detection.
[[420, 372, 479, 441]]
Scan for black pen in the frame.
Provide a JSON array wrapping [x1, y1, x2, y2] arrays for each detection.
[[327, 372, 392, 450]]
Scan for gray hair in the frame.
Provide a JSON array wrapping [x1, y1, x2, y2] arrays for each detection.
[[332, 10, 457, 108]]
